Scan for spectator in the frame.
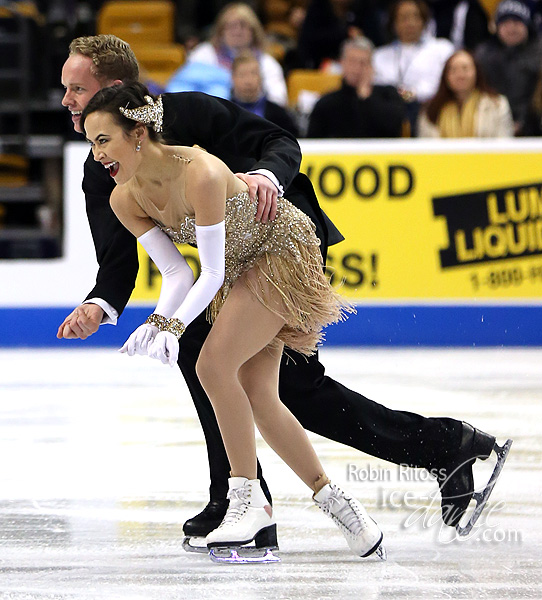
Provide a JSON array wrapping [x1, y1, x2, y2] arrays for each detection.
[[230, 50, 299, 136], [174, 2, 288, 106], [307, 37, 406, 137], [165, 61, 232, 99], [372, 0, 454, 131], [418, 49, 514, 137], [296, 0, 384, 70], [474, 0, 542, 133], [519, 65, 542, 134]]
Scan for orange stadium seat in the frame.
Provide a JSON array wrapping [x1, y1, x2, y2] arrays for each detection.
[[0, 154, 29, 187], [287, 69, 341, 107], [131, 43, 185, 86], [97, 0, 175, 45]]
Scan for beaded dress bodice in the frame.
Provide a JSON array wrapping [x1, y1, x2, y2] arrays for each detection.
[[149, 190, 319, 298], [133, 150, 346, 355]]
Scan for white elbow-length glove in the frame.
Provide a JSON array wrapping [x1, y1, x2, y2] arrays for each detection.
[[147, 221, 226, 366], [120, 226, 194, 357]]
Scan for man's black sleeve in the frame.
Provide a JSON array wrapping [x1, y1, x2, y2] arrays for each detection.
[[161, 92, 302, 191], [82, 152, 139, 315]]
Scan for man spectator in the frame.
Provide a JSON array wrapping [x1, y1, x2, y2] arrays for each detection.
[[230, 51, 299, 136], [475, 0, 542, 133], [307, 37, 406, 138]]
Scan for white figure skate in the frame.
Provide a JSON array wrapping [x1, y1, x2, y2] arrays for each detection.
[[206, 477, 280, 564], [314, 483, 386, 560]]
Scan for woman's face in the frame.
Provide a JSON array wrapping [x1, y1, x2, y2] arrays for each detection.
[[85, 111, 140, 185], [446, 52, 477, 97], [394, 1, 425, 44], [221, 13, 254, 50]]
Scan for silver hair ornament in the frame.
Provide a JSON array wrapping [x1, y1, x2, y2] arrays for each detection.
[[119, 95, 163, 133]]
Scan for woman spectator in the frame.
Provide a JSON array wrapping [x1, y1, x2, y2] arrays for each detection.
[[372, 0, 454, 131], [178, 2, 288, 106], [417, 49, 514, 137]]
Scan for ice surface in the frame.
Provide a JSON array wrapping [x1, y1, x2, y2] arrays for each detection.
[[0, 347, 540, 599]]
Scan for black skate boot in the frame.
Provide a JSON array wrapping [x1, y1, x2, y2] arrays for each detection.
[[182, 499, 228, 553], [438, 422, 512, 535]]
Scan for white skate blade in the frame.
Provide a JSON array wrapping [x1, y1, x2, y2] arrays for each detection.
[[209, 547, 280, 564], [456, 438, 513, 536], [182, 536, 208, 554]]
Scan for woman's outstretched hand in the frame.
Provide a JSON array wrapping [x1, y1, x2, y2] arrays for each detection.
[[148, 331, 179, 367], [119, 323, 158, 356]]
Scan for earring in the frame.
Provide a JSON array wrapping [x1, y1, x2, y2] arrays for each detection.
[[135, 140, 141, 152]]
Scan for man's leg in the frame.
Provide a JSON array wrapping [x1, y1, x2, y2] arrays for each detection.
[[278, 349, 508, 528], [278, 349, 463, 470], [177, 310, 271, 538]]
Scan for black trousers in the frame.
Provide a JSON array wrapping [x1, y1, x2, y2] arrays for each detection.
[[178, 309, 463, 503]]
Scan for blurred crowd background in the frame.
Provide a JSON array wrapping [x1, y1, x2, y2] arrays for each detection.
[[2, 0, 542, 258]]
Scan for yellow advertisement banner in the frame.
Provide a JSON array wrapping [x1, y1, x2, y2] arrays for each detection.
[[132, 144, 542, 302], [303, 149, 542, 300]]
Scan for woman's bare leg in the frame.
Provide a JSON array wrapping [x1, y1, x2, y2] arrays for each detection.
[[196, 271, 326, 490], [239, 344, 325, 490]]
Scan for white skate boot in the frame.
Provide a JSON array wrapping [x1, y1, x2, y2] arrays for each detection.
[[206, 477, 280, 564], [314, 483, 386, 560]]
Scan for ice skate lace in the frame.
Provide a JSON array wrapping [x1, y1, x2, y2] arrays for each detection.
[[217, 488, 250, 528], [319, 487, 366, 537]]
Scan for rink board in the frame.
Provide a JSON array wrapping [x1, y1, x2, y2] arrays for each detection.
[[1, 304, 541, 348], [2, 140, 542, 347]]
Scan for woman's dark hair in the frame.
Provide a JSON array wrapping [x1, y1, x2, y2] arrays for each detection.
[[80, 81, 161, 141], [424, 50, 498, 124], [388, 0, 431, 37]]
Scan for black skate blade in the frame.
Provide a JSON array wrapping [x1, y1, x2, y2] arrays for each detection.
[[209, 547, 280, 564], [456, 438, 513, 537], [182, 536, 208, 554]]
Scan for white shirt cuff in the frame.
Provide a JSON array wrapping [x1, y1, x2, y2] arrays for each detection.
[[83, 298, 119, 325], [246, 169, 284, 197]]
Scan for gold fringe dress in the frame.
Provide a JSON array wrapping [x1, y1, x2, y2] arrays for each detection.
[[140, 189, 352, 356]]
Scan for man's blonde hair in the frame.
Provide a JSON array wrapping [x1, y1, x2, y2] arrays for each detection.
[[69, 34, 139, 83]]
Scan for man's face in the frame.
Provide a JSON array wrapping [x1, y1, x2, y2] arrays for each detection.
[[232, 60, 262, 102], [341, 47, 373, 88], [497, 18, 529, 47], [61, 54, 105, 133]]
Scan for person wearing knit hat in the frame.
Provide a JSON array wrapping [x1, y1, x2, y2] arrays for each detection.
[[475, 0, 542, 132], [495, 0, 532, 26]]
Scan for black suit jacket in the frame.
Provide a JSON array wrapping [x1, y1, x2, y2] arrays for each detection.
[[83, 91, 343, 315]]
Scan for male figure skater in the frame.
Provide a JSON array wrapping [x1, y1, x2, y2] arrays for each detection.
[[58, 35, 510, 546]]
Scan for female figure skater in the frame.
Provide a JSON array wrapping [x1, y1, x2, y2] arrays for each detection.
[[81, 82, 384, 562]]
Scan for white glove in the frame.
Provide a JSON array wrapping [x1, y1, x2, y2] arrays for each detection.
[[119, 323, 158, 356], [148, 331, 179, 367]]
